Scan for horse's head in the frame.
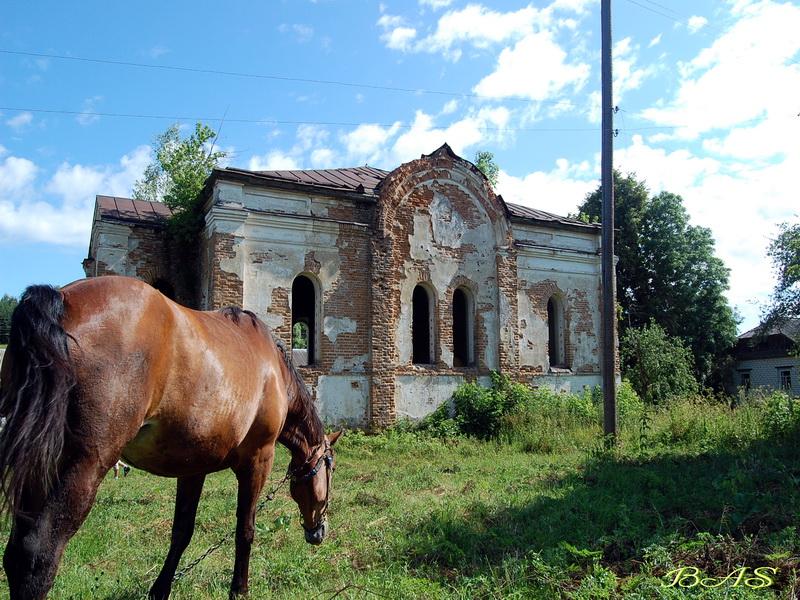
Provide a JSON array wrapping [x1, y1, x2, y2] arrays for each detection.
[[289, 430, 342, 545]]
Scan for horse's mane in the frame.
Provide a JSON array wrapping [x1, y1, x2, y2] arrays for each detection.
[[272, 336, 325, 445], [219, 306, 324, 446], [219, 306, 259, 328]]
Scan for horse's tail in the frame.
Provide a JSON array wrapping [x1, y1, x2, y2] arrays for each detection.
[[0, 285, 76, 516]]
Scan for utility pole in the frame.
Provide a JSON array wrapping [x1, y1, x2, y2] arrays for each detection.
[[601, 0, 617, 440]]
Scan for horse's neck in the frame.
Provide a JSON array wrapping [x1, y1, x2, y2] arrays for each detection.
[[279, 409, 321, 465]]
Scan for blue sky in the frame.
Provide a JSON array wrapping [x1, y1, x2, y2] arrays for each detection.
[[1, 0, 798, 332]]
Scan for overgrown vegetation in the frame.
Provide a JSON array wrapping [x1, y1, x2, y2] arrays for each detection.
[[133, 122, 227, 242], [0, 294, 17, 345], [2, 384, 798, 598], [474, 150, 499, 187], [621, 321, 699, 404], [764, 219, 800, 327], [578, 172, 738, 388]]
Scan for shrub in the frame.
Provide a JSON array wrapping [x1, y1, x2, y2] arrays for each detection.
[[452, 377, 507, 439], [621, 321, 699, 404], [417, 402, 462, 438], [761, 390, 799, 437]]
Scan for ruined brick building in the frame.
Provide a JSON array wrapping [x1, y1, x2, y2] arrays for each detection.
[[84, 144, 606, 427]]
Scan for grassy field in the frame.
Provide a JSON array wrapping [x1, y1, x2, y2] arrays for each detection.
[[0, 393, 799, 599]]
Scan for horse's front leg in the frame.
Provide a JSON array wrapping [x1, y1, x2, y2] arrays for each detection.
[[149, 474, 206, 600], [230, 448, 274, 598]]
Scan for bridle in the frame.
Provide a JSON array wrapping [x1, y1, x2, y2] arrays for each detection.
[[288, 440, 335, 532]]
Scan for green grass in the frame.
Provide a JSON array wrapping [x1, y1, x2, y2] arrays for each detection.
[[1, 395, 799, 599]]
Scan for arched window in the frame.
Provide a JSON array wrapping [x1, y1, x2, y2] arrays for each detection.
[[292, 275, 318, 365], [412, 284, 433, 364], [547, 296, 566, 368], [452, 287, 474, 367]]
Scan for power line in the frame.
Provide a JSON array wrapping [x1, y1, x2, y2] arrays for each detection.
[[622, 0, 688, 27], [636, 0, 684, 19], [0, 106, 602, 133], [4, 105, 789, 134], [0, 48, 579, 108]]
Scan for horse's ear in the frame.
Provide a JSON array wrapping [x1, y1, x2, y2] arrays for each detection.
[[327, 430, 343, 446]]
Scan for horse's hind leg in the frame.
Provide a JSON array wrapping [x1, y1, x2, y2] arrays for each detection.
[[3, 458, 106, 600], [148, 474, 206, 600], [230, 449, 274, 598]]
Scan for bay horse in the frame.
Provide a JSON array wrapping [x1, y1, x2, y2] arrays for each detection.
[[0, 276, 341, 599]]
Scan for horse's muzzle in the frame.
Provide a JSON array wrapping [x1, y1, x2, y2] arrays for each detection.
[[304, 520, 327, 545]]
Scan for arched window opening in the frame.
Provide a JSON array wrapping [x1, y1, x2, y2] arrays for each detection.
[[151, 278, 175, 300], [292, 275, 317, 366], [452, 287, 474, 367], [412, 285, 433, 364], [547, 296, 566, 368]]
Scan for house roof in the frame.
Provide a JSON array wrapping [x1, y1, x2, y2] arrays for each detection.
[[96, 195, 173, 226], [222, 165, 388, 197], [212, 165, 597, 230], [738, 318, 800, 341]]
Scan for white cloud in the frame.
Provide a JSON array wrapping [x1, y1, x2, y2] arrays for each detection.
[[612, 133, 799, 330], [613, 37, 655, 101], [687, 15, 708, 33], [0, 156, 38, 196], [419, 0, 452, 9], [496, 158, 596, 217], [390, 106, 511, 165], [310, 148, 337, 168], [377, 15, 418, 51], [279, 23, 314, 42], [342, 122, 403, 166], [385, 26, 418, 51], [0, 146, 150, 247], [641, 0, 800, 138], [648, 33, 662, 47], [381, 0, 592, 60], [248, 151, 300, 171], [251, 107, 513, 172], [148, 45, 170, 58], [77, 96, 103, 126], [441, 99, 459, 115], [6, 112, 33, 131], [418, 4, 540, 58], [473, 31, 590, 101], [702, 116, 800, 160]]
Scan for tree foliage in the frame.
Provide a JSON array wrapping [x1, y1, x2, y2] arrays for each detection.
[[621, 321, 699, 404], [474, 151, 499, 187], [0, 294, 19, 345], [133, 123, 226, 240], [578, 172, 737, 386], [764, 220, 800, 326]]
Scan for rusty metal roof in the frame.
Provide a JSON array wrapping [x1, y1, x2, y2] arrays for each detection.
[[216, 166, 594, 229], [221, 166, 388, 197], [96, 195, 173, 226], [96, 166, 595, 233], [504, 201, 597, 229]]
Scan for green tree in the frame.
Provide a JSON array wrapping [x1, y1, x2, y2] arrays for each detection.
[[292, 322, 309, 349], [0, 294, 19, 345], [133, 122, 227, 240], [764, 220, 800, 326], [474, 151, 499, 187], [578, 173, 737, 387], [621, 321, 699, 404]]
